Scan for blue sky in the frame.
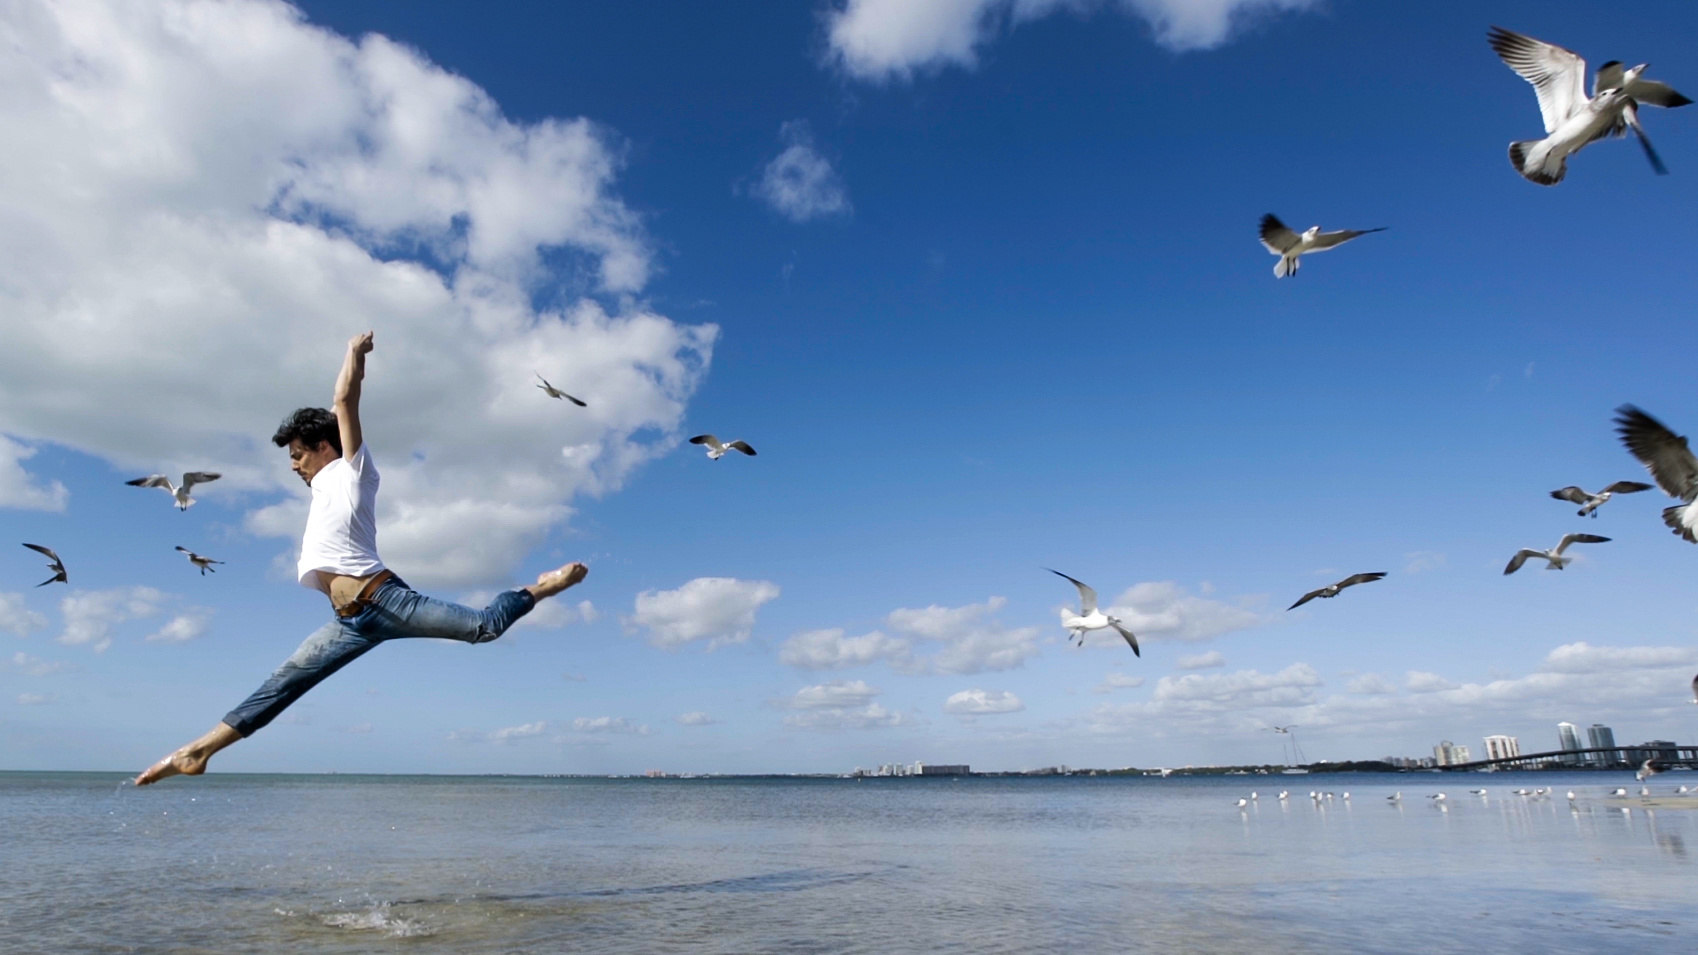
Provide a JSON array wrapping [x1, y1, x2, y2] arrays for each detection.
[[5, 0, 1698, 775]]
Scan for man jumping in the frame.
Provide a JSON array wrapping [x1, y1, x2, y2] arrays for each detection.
[[136, 331, 586, 785]]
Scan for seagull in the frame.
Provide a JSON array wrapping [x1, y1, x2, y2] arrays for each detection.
[[688, 435, 756, 460], [1640, 786, 1651, 797], [21, 543, 65, 587], [535, 372, 587, 407], [1614, 405, 1698, 543], [1636, 759, 1663, 782], [1278, 791, 1289, 800], [1512, 788, 1531, 796], [1288, 572, 1388, 610], [1236, 797, 1249, 809], [1047, 569, 1139, 656], [174, 546, 224, 576], [126, 472, 220, 511], [1503, 533, 1610, 574], [1429, 793, 1447, 802], [1469, 789, 1488, 796], [1489, 26, 1686, 184], [1610, 787, 1628, 797], [1387, 791, 1402, 803], [1257, 214, 1385, 278], [1692, 672, 1698, 704], [1567, 790, 1577, 801], [1549, 481, 1653, 517]]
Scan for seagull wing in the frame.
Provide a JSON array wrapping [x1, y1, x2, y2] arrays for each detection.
[[1623, 76, 1694, 109], [1258, 214, 1300, 255], [181, 472, 220, 490], [1111, 622, 1140, 657], [562, 392, 587, 407], [1615, 405, 1698, 502], [1620, 100, 1669, 175], [1489, 26, 1589, 133], [1305, 227, 1387, 252], [175, 545, 194, 556], [1504, 549, 1540, 574], [689, 434, 722, 451], [1287, 589, 1324, 611], [1594, 61, 1625, 98], [1047, 568, 1098, 614], [727, 440, 756, 456], [1550, 486, 1591, 505], [1601, 480, 1653, 495], [22, 542, 60, 563], [127, 474, 173, 490], [1555, 533, 1610, 554], [1337, 572, 1388, 589]]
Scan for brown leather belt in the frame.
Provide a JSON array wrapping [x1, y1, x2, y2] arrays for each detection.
[[336, 569, 396, 618]]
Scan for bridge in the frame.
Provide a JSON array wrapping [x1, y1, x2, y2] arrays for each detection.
[[1436, 743, 1698, 773]]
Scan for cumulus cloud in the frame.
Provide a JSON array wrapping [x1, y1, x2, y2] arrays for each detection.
[[779, 679, 906, 730], [0, 0, 716, 591], [751, 121, 850, 222], [943, 688, 1024, 715], [1345, 673, 1395, 696], [0, 436, 68, 511], [1541, 642, 1697, 674], [571, 715, 648, 735], [1093, 672, 1146, 693], [0, 594, 48, 637], [887, 596, 1042, 674], [675, 711, 718, 726], [490, 721, 548, 742], [1405, 670, 1458, 693], [778, 627, 911, 670], [1175, 650, 1226, 670], [58, 587, 168, 653], [146, 610, 212, 644], [6, 652, 69, 677], [626, 577, 780, 649], [825, 0, 1323, 81], [1081, 663, 1323, 736], [1101, 581, 1265, 645]]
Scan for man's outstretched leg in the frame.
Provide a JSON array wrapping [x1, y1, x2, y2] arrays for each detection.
[[135, 722, 239, 786]]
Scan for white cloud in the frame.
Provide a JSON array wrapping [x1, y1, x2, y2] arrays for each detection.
[[1093, 672, 1146, 693], [146, 610, 211, 644], [1541, 641, 1698, 674], [571, 716, 648, 735], [1345, 673, 1396, 696], [625, 577, 780, 649], [778, 627, 911, 670], [58, 586, 168, 653], [0, 594, 48, 637], [787, 679, 880, 709], [675, 711, 718, 726], [1102, 582, 1265, 645], [17, 692, 54, 705], [7, 652, 68, 677], [1153, 663, 1322, 707], [461, 591, 596, 631], [1081, 663, 1323, 736], [751, 121, 850, 222], [943, 688, 1024, 715], [825, 0, 1322, 81], [780, 679, 906, 730], [1175, 650, 1225, 670], [0, 436, 68, 511], [490, 721, 548, 742], [0, 0, 715, 591], [1405, 670, 1458, 693], [887, 596, 1041, 674]]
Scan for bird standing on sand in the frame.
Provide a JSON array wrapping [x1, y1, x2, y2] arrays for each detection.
[[1615, 405, 1698, 543], [175, 546, 224, 576], [1258, 214, 1385, 278], [1549, 481, 1652, 517], [535, 373, 587, 407], [689, 435, 756, 460], [1288, 572, 1387, 610], [1503, 533, 1610, 574], [22, 543, 66, 587], [127, 472, 221, 511], [1047, 569, 1140, 656]]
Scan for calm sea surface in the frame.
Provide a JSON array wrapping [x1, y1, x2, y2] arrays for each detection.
[[4, 770, 1696, 953]]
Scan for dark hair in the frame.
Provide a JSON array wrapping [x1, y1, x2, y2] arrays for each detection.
[[272, 407, 341, 454]]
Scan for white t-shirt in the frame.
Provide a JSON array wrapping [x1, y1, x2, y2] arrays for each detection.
[[297, 443, 385, 593]]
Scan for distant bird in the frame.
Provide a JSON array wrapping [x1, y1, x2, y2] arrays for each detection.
[[1469, 789, 1488, 796], [1341, 792, 1350, 801], [1236, 797, 1248, 809], [1288, 572, 1387, 610], [1640, 786, 1651, 797], [1047, 569, 1139, 656], [1503, 533, 1610, 574], [1692, 672, 1698, 704], [1387, 791, 1402, 803], [1549, 481, 1653, 517], [689, 435, 756, 460], [175, 546, 223, 576], [1488, 26, 1686, 184], [1429, 793, 1447, 802], [1567, 790, 1577, 801], [1278, 791, 1289, 801], [1610, 787, 1628, 797], [1512, 788, 1532, 796], [1257, 214, 1385, 278], [535, 372, 587, 407], [1636, 759, 1663, 782], [126, 472, 220, 511], [21, 543, 65, 587], [1615, 405, 1698, 543]]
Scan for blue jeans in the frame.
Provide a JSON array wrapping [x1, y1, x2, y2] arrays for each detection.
[[223, 576, 535, 737]]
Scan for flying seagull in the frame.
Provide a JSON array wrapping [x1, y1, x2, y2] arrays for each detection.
[[1549, 481, 1653, 517], [535, 372, 587, 407], [1503, 533, 1610, 574], [1258, 214, 1385, 278], [1636, 759, 1663, 783], [1288, 572, 1387, 610], [689, 435, 756, 460], [126, 472, 220, 511], [175, 546, 224, 576], [22, 543, 65, 587], [1047, 569, 1139, 656], [1488, 26, 1687, 184], [1692, 673, 1698, 704], [1614, 405, 1698, 542]]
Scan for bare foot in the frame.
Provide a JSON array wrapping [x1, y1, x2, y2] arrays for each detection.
[[135, 748, 211, 786], [528, 561, 588, 599]]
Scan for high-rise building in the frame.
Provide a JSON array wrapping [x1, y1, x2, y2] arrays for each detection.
[[1483, 735, 1520, 762], [1434, 740, 1469, 766], [1557, 722, 1582, 765], [1588, 724, 1618, 766]]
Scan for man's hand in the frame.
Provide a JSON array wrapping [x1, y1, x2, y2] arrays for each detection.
[[349, 331, 374, 356]]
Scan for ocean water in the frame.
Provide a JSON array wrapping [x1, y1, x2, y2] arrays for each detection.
[[3, 770, 1696, 954]]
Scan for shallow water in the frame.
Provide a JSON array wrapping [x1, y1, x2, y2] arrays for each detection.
[[3, 770, 1695, 953]]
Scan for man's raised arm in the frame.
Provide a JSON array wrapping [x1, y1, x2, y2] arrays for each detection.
[[334, 331, 374, 460]]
